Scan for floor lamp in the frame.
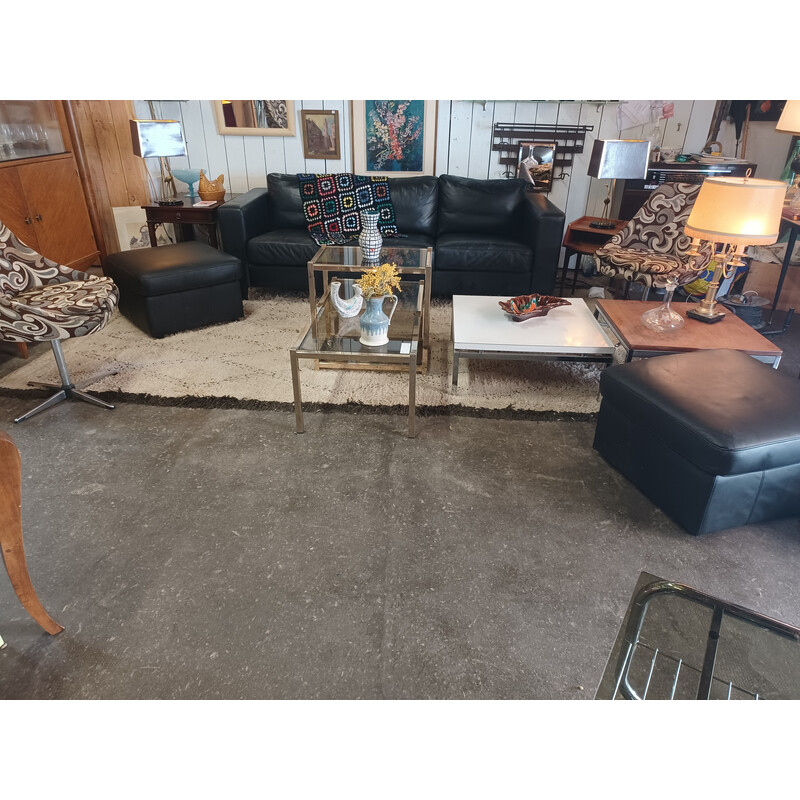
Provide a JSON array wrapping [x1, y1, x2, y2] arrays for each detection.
[[130, 119, 187, 206], [587, 139, 652, 228], [684, 174, 786, 323]]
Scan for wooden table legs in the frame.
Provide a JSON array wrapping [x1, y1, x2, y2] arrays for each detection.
[[0, 431, 64, 637]]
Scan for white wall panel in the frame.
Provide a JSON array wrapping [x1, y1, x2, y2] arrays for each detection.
[[131, 99, 783, 228], [446, 101, 474, 176], [434, 100, 451, 176]]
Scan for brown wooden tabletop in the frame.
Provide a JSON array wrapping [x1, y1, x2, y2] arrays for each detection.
[[595, 299, 783, 359]]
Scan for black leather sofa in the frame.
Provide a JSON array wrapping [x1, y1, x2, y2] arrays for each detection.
[[217, 173, 565, 297]]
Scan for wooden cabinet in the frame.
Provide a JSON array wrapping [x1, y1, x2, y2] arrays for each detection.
[[0, 101, 100, 270]]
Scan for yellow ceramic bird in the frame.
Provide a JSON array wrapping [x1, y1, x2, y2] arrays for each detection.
[[199, 171, 225, 194]]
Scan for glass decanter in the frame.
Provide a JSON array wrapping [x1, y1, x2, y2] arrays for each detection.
[[641, 277, 685, 333]]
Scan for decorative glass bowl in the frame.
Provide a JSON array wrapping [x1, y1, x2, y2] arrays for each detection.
[[171, 168, 203, 197], [499, 294, 571, 321]]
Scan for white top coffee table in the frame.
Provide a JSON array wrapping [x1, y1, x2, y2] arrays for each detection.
[[451, 295, 616, 386]]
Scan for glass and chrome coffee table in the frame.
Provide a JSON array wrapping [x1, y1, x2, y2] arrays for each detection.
[[307, 244, 433, 368], [290, 278, 422, 437]]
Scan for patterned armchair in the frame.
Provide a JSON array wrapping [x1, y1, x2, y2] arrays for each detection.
[[594, 183, 713, 298], [0, 222, 119, 423]]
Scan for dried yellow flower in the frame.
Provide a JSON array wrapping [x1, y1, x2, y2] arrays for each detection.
[[355, 262, 402, 299]]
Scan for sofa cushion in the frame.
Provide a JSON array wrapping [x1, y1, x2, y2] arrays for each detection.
[[248, 229, 319, 267], [266, 173, 306, 230], [386, 176, 438, 237], [435, 234, 532, 274], [437, 175, 527, 239]]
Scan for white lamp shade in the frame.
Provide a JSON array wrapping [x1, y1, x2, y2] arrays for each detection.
[[684, 177, 786, 245], [776, 101, 800, 134], [130, 119, 186, 158], [587, 139, 651, 179]]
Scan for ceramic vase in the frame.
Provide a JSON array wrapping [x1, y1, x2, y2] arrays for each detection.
[[359, 295, 397, 347], [358, 209, 382, 263]]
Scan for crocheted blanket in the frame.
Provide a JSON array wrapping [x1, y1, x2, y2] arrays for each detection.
[[298, 173, 401, 245]]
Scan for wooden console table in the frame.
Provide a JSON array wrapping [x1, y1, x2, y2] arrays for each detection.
[[142, 194, 236, 250], [560, 215, 627, 294]]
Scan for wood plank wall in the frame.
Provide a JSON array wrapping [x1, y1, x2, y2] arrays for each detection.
[[67, 100, 150, 257]]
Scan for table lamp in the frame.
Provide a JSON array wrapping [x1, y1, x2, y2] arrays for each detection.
[[587, 139, 652, 228], [684, 173, 786, 323], [130, 119, 187, 206]]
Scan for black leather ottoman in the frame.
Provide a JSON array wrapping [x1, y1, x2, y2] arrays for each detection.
[[593, 349, 800, 535], [104, 242, 243, 338]]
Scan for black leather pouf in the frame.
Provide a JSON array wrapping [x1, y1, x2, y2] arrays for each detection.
[[593, 349, 800, 535], [104, 242, 244, 338]]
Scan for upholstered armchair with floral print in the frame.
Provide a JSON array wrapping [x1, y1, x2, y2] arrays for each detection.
[[0, 221, 119, 423], [594, 182, 713, 298]]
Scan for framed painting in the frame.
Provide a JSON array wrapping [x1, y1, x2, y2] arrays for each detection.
[[112, 207, 173, 251], [301, 109, 340, 160], [351, 100, 437, 177], [213, 101, 296, 136]]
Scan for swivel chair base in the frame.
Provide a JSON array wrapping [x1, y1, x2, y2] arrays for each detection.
[[13, 340, 114, 423]]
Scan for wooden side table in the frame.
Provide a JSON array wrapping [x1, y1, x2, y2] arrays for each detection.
[[141, 194, 236, 250], [559, 215, 627, 295]]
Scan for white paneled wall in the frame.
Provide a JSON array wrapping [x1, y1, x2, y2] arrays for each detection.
[[138, 99, 722, 226]]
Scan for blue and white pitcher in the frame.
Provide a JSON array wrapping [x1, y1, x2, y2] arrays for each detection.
[[359, 294, 398, 347]]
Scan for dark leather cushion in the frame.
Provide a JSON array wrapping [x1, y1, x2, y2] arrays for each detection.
[[248, 229, 319, 266], [436, 234, 532, 273], [104, 242, 242, 297], [598, 349, 800, 475], [266, 173, 306, 230], [386, 176, 438, 237], [437, 175, 527, 239]]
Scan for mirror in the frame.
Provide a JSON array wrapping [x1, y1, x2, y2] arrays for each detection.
[[517, 141, 556, 193], [213, 101, 296, 136]]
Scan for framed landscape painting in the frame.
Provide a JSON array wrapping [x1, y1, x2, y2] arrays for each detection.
[[351, 100, 437, 177], [301, 109, 341, 159]]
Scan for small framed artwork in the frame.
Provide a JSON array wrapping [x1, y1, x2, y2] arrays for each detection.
[[517, 142, 557, 193], [301, 109, 341, 160], [112, 207, 173, 251], [351, 100, 437, 177], [213, 101, 296, 136]]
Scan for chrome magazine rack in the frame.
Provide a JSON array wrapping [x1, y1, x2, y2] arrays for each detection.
[[608, 579, 800, 700]]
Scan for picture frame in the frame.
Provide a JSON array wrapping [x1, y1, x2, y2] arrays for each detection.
[[517, 141, 557, 193], [213, 101, 296, 136], [351, 100, 437, 177], [301, 109, 341, 160], [112, 207, 173, 251]]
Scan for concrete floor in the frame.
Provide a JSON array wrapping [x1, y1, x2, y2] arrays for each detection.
[[1, 338, 799, 699]]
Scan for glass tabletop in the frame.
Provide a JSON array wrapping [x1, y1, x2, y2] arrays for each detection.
[[296, 278, 421, 358], [311, 245, 432, 270]]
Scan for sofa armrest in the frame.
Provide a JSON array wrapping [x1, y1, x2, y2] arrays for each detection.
[[522, 193, 566, 294], [218, 188, 270, 267]]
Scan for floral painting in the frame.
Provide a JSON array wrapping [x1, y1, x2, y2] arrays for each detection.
[[365, 101, 425, 172], [352, 101, 436, 177]]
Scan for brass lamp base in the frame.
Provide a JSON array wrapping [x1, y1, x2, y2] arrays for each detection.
[[686, 306, 726, 324]]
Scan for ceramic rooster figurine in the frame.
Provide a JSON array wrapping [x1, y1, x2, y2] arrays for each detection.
[[330, 281, 363, 317]]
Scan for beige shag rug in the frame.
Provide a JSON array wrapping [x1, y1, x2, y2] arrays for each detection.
[[0, 293, 606, 418]]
